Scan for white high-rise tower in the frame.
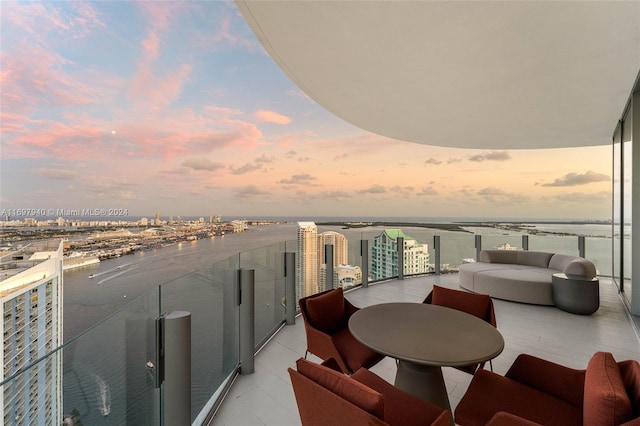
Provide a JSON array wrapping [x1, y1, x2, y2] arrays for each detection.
[[296, 222, 318, 301], [0, 240, 63, 425]]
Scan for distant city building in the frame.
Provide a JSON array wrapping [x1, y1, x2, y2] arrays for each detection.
[[0, 241, 63, 425], [140, 217, 148, 226], [155, 212, 161, 222], [320, 264, 362, 290], [226, 220, 248, 233], [372, 229, 430, 280], [296, 222, 318, 301]]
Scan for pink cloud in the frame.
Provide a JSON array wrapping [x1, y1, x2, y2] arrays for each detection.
[[255, 110, 292, 125], [3, 1, 104, 39], [3, 105, 263, 161], [197, 13, 261, 53], [0, 44, 118, 117], [129, 2, 192, 107]]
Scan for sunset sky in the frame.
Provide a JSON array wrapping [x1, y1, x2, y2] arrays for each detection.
[[0, 1, 614, 220]]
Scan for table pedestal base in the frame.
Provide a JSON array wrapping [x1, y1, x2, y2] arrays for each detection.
[[395, 360, 450, 412]]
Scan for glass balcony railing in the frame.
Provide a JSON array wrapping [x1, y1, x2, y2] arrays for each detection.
[[0, 225, 615, 425]]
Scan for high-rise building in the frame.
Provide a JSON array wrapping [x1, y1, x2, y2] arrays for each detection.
[[372, 229, 430, 280], [317, 231, 348, 266], [296, 222, 318, 301], [0, 241, 63, 425], [317, 231, 351, 291]]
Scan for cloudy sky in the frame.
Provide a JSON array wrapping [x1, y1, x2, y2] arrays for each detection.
[[0, 1, 613, 220]]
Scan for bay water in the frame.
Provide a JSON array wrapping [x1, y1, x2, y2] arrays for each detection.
[[61, 220, 614, 423]]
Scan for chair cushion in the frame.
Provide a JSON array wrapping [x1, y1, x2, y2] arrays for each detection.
[[431, 285, 490, 320], [305, 288, 346, 334], [584, 352, 633, 426], [332, 327, 384, 372], [454, 369, 582, 426], [295, 358, 384, 419], [352, 367, 450, 426]]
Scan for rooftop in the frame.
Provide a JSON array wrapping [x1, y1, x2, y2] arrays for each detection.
[[0, 240, 62, 283]]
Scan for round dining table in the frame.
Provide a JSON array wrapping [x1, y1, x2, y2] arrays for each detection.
[[348, 302, 504, 414]]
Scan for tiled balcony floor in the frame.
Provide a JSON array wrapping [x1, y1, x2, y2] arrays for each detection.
[[210, 273, 640, 426]]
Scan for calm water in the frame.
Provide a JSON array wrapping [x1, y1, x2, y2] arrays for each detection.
[[61, 221, 615, 423], [64, 222, 614, 337]]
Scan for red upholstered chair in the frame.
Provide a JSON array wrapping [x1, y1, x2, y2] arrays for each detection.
[[454, 351, 640, 426], [299, 288, 384, 374], [423, 285, 497, 373], [289, 357, 451, 426]]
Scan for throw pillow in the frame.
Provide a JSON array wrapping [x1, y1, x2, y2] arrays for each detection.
[[584, 352, 633, 426], [304, 288, 346, 334], [296, 358, 384, 419]]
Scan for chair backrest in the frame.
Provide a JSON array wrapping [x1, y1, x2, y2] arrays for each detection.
[[289, 358, 388, 426], [299, 288, 348, 335], [423, 285, 496, 327], [424, 285, 497, 374], [584, 352, 635, 426]]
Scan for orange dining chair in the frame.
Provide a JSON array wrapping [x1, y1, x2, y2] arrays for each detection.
[[289, 357, 451, 426], [299, 288, 384, 374], [423, 285, 497, 374]]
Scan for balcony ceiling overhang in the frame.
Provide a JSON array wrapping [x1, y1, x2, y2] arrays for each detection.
[[236, 1, 640, 149]]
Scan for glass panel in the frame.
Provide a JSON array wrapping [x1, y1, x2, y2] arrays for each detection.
[[63, 289, 160, 425], [529, 235, 578, 256], [585, 235, 612, 277], [478, 234, 522, 252], [622, 104, 633, 305], [159, 256, 239, 422], [239, 242, 286, 348], [613, 121, 622, 287], [441, 232, 476, 269]]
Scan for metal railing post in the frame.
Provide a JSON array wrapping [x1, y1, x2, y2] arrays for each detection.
[[284, 252, 296, 325], [361, 240, 369, 288], [325, 244, 334, 290], [434, 235, 440, 275], [397, 236, 404, 280], [239, 269, 255, 375], [475, 235, 482, 261], [578, 236, 586, 258], [162, 311, 191, 426], [522, 235, 529, 251]]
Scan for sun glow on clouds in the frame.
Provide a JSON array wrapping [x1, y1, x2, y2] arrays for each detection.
[[0, 1, 615, 219], [255, 110, 292, 125]]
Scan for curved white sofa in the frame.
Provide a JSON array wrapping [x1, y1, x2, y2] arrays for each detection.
[[459, 250, 597, 305]]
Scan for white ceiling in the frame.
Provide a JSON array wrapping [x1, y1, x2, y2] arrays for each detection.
[[237, 1, 639, 150]]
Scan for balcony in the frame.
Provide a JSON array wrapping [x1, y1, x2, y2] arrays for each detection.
[[1, 229, 639, 425], [211, 273, 640, 425]]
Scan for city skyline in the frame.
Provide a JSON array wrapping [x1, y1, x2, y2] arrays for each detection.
[[1, 1, 613, 220]]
